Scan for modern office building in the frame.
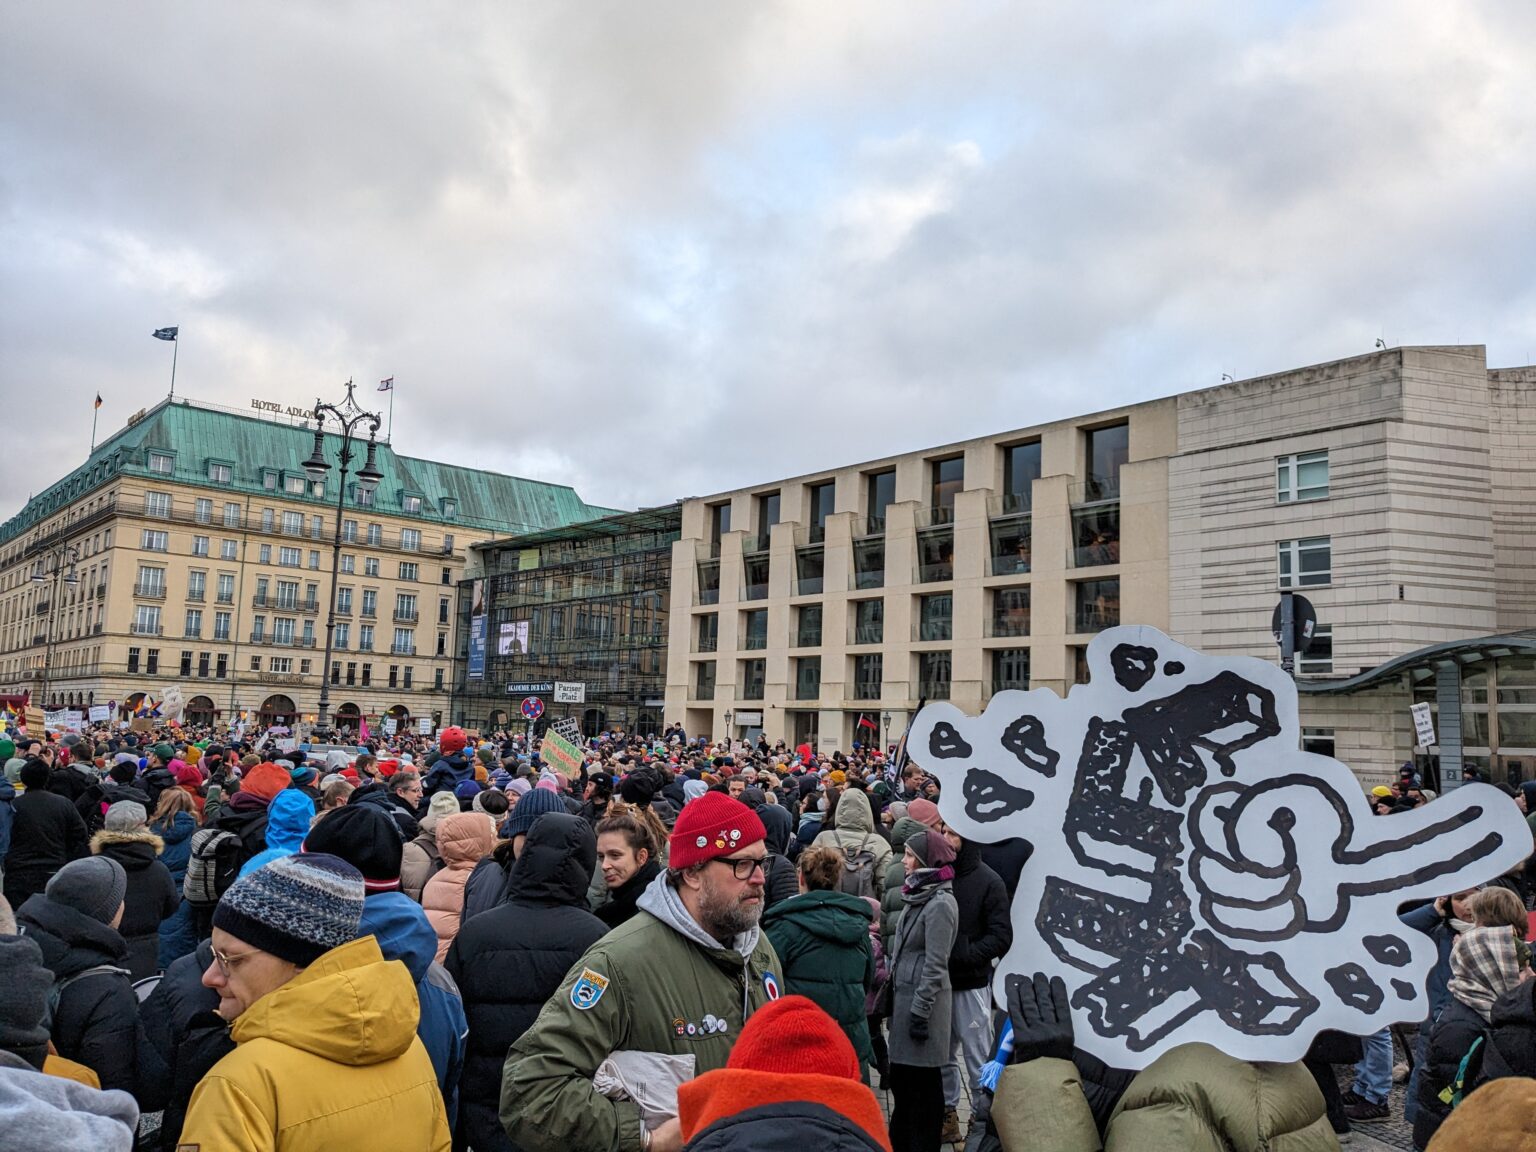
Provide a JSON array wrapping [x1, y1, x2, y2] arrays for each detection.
[[453, 505, 681, 736], [664, 346, 1536, 785], [0, 395, 617, 731]]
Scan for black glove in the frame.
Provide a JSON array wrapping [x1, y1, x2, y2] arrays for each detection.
[[1005, 972, 1074, 1064], [908, 1013, 930, 1043]]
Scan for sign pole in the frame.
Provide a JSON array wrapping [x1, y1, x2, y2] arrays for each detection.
[[1279, 591, 1296, 677]]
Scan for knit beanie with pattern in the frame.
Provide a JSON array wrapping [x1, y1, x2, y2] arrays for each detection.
[[212, 852, 364, 967]]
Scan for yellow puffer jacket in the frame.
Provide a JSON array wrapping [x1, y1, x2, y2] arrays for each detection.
[[993, 1043, 1336, 1152], [180, 935, 451, 1151]]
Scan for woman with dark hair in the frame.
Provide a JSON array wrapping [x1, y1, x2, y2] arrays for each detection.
[[594, 806, 662, 928]]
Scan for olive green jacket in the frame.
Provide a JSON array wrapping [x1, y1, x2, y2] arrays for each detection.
[[501, 899, 782, 1152]]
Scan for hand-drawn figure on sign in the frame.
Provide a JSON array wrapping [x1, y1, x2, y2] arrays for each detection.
[[910, 626, 1530, 1069]]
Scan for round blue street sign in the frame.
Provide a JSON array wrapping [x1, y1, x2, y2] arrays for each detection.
[[520, 696, 545, 721]]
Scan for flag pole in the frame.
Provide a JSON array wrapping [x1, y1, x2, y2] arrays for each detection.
[[169, 336, 179, 400], [90, 402, 100, 454], [388, 381, 394, 442]]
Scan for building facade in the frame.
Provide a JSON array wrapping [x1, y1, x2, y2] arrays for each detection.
[[453, 505, 680, 736], [664, 346, 1536, 785], [0, 396, 617, 732]]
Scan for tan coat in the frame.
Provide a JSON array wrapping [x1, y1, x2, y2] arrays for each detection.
[[423, 812, 494, 964]]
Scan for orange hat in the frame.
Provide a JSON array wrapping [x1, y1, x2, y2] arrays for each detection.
[[242, 761, 290, 804]]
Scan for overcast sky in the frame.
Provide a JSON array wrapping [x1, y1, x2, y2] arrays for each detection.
[[4, 2, 1534, 518]]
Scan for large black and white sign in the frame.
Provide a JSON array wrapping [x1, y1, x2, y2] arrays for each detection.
[[911, 626, 1530, 1069]]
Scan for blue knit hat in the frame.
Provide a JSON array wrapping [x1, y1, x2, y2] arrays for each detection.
[[500, 786, 566, 840], [212, 852, 364, 967]]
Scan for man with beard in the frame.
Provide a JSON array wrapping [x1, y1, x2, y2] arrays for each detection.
[[502, 792, 782, 1152]]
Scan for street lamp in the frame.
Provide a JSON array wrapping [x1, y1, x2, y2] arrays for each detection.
[[724, 709, 733, 738], [881, 710, 891, 751], [306, 380, 383, 742], [32, 542, 81, 710]]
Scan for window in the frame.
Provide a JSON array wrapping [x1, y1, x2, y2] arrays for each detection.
[[301, 620, 315, 645], [304, 582, 318, 608], [311, 515, 323, 539], [918, 594, 953, 641], [853, 539, 884, 589], [1277, 450, 1330, 503], [366, 523, 382, 546], [1072, 504, 1120, 567], [337, 587, 353, 613], [866, 469, 896, 528], [795, 656, 821, 701], [281, 511, 303, 535], [252, 614, 266, 640], [1298, 624, 1333, 675], [273, 618, 295, 644], [195, 498, 213, 524], [1075, 578, 1120, 632], [1301, 728, 1336, 758], [146, 648, 159, 674], [360, 624, 374, 651], [342, 519, 358, 543], [278, 547, 301, 567], [402, 495, 422, 514], [214, 611, 231, 641], [742, 555, 769, 601], [310, 480, 325, 498], [399, 562, 418, 581], [1278, 537, 1331, 588], [742, 609, 768, 650], [795, 605, 822, 648], [992, 588, 1031, 637], [697, 560, 721, 605], [362, 589, 377, 616], [341, 554, 356, 574], [334, 621, 350, 649], [251, 655, 263, 672], [993, 648, 1031, 694], [141, 530, 168, 552], [694, 661, 716, 700], [990, 514, 1032, 576], [217, 573, 234, 603], [192, 535, 209, 557], [355, 486, 374, 508], [442, 499, 457, 518], [393, 628, 414, 654], [188, 570, 206, 599], [807, 481, 836, 538], [388, 664, 399, 688], [197, 651, 210, 678], [853, 599, 884, 644], [262, 508, 275, 532], [262, 470, 277, 490], [208, 462, 232, 484], [696, 614, 719, 653], [221, 539, 238, 560], [401, 528, 421, 551], [395, 593, 417, 620], [930, 457, 964, 512], [127, 646, 141, 673], [1002, 442, 1042, 509], [919, 651, 952, 699], [270, 657, 292, 674], [438, 596, 450, 624], [916, 529, 954, 582], [441, 566, 452, 585], [795, 548, 824, 595], [345, 661, 356, 685], [284, 475, 306, 495], [756, 492, 780, 534], [364, 557, 380, 577], [258, 544, 271, 564], [436, 632, 446, 656], [1085, 423, 1129, 501], [403, 667, 413, 689], [185, 609, 202, 638], [148, 452, 174, 474], [739, 659, 766, 700], [853, 653, 883, 700], [309, 551, 319, 570], [361, 663, 371, 685], [136, 565, 166, 595], [709, 502, 732, 542], [215, 653, 227, 678], [331, 662, 341, 685], [434, 668, 445, 690]]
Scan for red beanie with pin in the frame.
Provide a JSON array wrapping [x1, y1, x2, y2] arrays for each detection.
[[668, 792, 766, 869]]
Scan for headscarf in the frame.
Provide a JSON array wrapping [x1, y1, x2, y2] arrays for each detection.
[[902, 828, 956, 899], [1448, 925, 1526, 1022], [682, 779, 709, 805]]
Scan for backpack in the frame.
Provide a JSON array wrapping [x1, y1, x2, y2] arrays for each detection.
[[184, 828, 242, 907], [838, 834, 879, 898], [46, 964, 127, 1023], [409, 833, 446, 897]]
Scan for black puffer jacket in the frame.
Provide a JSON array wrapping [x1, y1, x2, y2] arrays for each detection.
[[206, 793, 271, 870], [1414, 997, 1489, 1148], [15, 892, 164, 1103], [445, 812, 607, 1152], [139, 938, 234, 1149], [684, 1101, 887, 1152], [948, 839, 1013, 991], [596, 856, 662, 929], [91, 828, 179, 980], [1484, 978, 1536, 1081], [2, 787, 90, 906]]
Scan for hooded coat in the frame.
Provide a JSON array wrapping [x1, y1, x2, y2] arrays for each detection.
[[886, 878, 957, 1068], [14, 893, 162, 1103], [756, 803, 798, 912], [151, 809, 198, 888], [237, 790, 316, 876], [178, 935, 451, 1152], [423, 812, 495, 964], [446, 811, 607, 1152], [89, 827, 178, 981], [423, 751, 475, 797], [762, 890, 876, 1069], [810, 790, 893, 900]]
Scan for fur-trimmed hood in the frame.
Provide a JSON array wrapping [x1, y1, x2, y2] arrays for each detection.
[[90, 827, 165, 870]]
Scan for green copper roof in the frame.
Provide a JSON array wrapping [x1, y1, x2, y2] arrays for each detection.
[[1, 397, 622, 545]]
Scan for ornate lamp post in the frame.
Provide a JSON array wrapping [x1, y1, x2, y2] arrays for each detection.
[[881, 709, 891, 753], [31, 543, 81, 710], [301, 381, 383, 742]]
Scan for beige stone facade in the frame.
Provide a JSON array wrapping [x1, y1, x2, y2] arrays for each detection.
[[665, 345, 1536, 782]]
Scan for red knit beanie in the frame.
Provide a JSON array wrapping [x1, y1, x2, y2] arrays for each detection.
[[728, 996, 859, 1080], [668, 792, 766, 869]]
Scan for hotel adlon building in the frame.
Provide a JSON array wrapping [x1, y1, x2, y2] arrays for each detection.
[[665, 345, 1536, 787], [0, 396, 614, 731]]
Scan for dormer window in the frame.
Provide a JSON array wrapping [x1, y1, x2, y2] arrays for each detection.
[[148, 451, 174, 474], [402, 494, 422, 514]]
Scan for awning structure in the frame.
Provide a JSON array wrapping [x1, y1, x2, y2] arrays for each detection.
[[1298, 630, 1536, 696]]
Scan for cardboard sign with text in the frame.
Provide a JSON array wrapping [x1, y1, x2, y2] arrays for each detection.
[[540, 729, 585, 779]]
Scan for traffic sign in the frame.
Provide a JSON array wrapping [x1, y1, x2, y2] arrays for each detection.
[[520, 696, 545, 721], [1271, 593, 1317, 655]]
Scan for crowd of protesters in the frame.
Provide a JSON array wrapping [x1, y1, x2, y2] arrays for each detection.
[[0, 717, 1534, 1151]]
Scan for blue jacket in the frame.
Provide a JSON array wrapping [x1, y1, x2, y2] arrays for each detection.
[[0, 778, 15, 861], [1401, 901, 1458, 1024], [152, 810, 198, 888], [239, 791, 317, 876], [422, 752, 474, 797], [360, 890, 468, 1125]]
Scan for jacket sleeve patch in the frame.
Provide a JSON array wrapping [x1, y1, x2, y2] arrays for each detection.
[[571, 967, 611, 1010]]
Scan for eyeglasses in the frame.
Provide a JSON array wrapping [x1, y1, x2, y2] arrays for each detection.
[[211, 945, 258, 978], [713, 855, 767, 880]]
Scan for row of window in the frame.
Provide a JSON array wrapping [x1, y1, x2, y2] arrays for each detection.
[[144, 492, 454, 553], [124, 644, 445, 692], [146, 451, 458, 520]]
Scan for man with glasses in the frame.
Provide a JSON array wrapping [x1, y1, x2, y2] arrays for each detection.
[[503, 792, 783, 1152]]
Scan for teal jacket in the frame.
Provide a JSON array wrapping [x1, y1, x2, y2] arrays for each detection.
[[763, 889, 876, 1070]]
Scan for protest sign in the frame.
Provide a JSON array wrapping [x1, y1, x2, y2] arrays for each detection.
[[540, 728, 585, 779]]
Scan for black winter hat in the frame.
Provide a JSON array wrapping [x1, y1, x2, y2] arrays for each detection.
[[303, 803, 404, 891], [0, 933, 52, 1070], [619, 768, 658, 807]]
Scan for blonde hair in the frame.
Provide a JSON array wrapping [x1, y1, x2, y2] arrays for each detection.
[[1471, 887, 1528, 933], [798, 846, 841, 892], [152, 787, 197, 827]]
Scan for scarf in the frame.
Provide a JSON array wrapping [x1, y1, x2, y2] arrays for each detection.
[[1448, 926, 1525, 1022], [902, 864, 955, 901]]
